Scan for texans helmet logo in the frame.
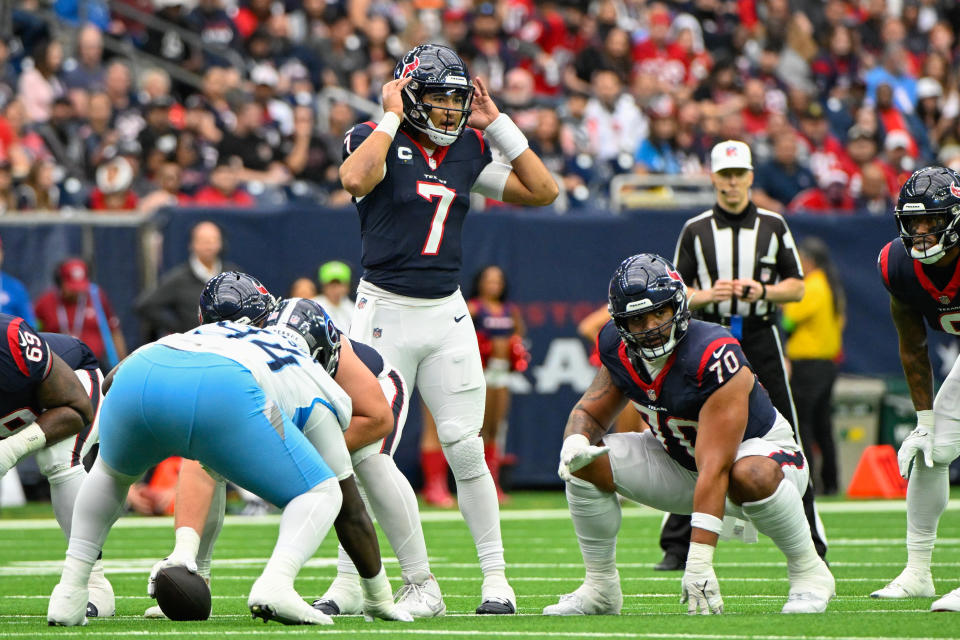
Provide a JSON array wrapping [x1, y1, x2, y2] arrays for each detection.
[[256, 285, 269, 295], [401, 56, 420, 78], [667, 269, 682, 282], [951, 182, 960, 199]]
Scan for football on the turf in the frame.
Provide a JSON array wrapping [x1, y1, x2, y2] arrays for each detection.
[[155, 566, 211, 621]]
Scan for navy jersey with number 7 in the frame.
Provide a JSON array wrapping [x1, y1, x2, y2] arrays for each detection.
[[597, 318, 778, 471], [343, 121, 493, 299]]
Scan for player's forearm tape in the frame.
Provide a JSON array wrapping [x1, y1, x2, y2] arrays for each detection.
[[484, 113, 529, 161], [375, 112, 401, 140], [687, 541, 716, 566], [0, 423, 46, 470], [691, 512, 725, 535], [173, 526, 201, 560], [917, 410, 935, 430]]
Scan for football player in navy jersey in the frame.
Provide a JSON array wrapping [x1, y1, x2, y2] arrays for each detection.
[[337, 43, 558, 614], [0, 314, 115, 617], [872, 166, 960, 612], [543, 254, 834, 616]]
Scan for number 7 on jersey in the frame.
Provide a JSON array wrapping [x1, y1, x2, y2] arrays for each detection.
[[418, 181, 457, 255]]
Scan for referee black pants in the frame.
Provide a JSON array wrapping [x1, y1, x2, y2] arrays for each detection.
[[659, 325, 829, 561]]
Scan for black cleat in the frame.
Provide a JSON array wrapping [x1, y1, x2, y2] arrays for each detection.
[[311, 599, 340, 615], [86, 602, 99, 617], [653, 552, 685, 571], [249, 603, 312, 625], [476, 598, 516, 615]]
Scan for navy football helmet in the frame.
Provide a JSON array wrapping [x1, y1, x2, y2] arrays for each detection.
[[394, 44, 474, 147], [265, 298, 341, 377], [198, 272, 276, 326], [608, 254, 690, 360], [895, 166, 960, 264]]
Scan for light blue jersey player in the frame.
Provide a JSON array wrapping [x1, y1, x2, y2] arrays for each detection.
[[48, 321, 356, 627]]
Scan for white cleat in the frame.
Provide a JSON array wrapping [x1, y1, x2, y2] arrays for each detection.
[[870, 568, 936, 599], [312, 574, 363, 616], [143, 605, 166, 619], [543, 581, 623, 616], [782, 563, 835, 614], [86, 563, 115, 618], [249, 578, 333, 625], [395, 573, 446, 618], [47, 582, 89, 627], [931, 586, 960, 612], [477, 574, 517, 615]]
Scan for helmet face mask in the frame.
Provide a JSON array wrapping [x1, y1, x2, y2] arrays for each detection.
[[608, 254, 691, 361], [395, 44, 474, 147], [198, 272, 277, 326], [895, 167, 960, 264], [265, 298, 341, 377]]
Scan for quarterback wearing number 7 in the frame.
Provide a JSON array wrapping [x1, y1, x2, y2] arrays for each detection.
[[544, 254, 834, 616], [334, 44, 557, 615]]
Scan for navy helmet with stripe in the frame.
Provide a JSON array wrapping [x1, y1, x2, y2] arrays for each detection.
[[198, 272, 276, 326], [394, 44, 474, 147], [895, 166, 960, 264], [608, 254, 690, 361], [265, 298, 341, 377]]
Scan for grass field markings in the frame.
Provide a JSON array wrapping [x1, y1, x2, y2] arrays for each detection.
[[0, 594, 934, 602], [0, 499, 957, 531]]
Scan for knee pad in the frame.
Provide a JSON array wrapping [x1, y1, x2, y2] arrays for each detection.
[[46, 464, 85, 487], [35, 440, 74, 478], [933, 444, 960, 466], [442, 436, 488, 481]]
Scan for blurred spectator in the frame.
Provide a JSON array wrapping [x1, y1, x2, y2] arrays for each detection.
[[797, 102, 856, 184], [874, 83, 921, 158], [583, 69, 646, 166], [0, 160, 16, 213], [753, 131, 816, 212], [854, 162, 894, 216], [34, 97, 85, 178], [217, 100, 289, 184], [741, 78, 773, 137], [188, 155, 254, 206], [465, 2, 518, 94], [62, 23, 105, 94], [845, 124, 899, 199], [79, 92, 115, 179], [865, 44, 918, 114], [788, 169, 855, 214], [89, 157, 137, 211], [0, 233, 35, 323], [499, 68, 539, 133], [3, 98, 52, 174], [18, 39, 66, 123], [144, 0, 202, 95], [136, 220, 235, 337], [234, 0, 272, 40], [884, 129, 916, 182], [33, 257, 127, 368], [312, 260, 354, 333], [138, 96, 179, 179], [186, 0, 242, 65], [16, 157, 62, 210], [103, 60, 143, 139], [568, 26, 632, 94], [281, 105, 337, 190], [811, 25, 860, 96], [783, 237, 844, 496], [634, 99, 681, 174], [915, 77, 954, 151], [127, 456, 180, 515], [317, 12, 367, 89], [139, 161, 185, 212], [250, 63, 293, 136], [289, 277, 317, 299], [528, 107, 584, 202]]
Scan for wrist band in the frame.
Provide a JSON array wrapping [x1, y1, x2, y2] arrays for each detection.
[[375, 111, 401, 140], [484, 113, 529, 161], [917, 409, 935, 430], [759, 283, 767, 300], [691, 512, 724, 535]]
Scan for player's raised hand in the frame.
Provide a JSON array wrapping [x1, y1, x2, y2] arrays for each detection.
[[382, 77, 412, 118], [467, 76, 501, 130]]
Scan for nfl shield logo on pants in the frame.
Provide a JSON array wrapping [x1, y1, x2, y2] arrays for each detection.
[[373, 327, 382, 338]]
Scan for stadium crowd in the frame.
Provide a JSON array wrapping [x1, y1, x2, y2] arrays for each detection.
[[1, 0, 959, 214]]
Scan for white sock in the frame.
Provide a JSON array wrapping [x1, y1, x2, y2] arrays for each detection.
[[566, 477, 621, 585], [741, 479, 820, 578], [262, 479, 341, 587], [47, 466, 86, 541], [196, 480, 227, 580], [905, 462, 949, 573], [356, 453, 431, 582]]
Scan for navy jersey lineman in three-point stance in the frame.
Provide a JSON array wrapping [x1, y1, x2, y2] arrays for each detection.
[[545, 254, 834, 617], [336, 43, 558, 615], [0, 314, 115, 617], [871, 166, 960, 611]]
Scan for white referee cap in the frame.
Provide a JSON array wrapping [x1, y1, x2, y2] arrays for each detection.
[[710, 140, 753, 172]]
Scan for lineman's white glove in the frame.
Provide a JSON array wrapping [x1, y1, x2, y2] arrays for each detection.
[[680, 542, 723, 615], [147, 527, 200, 597], [558, 434, 609, 482], [898, 410, 935, 479]]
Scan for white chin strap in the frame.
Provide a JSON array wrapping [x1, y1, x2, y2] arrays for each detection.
[[426, 128, 459, 147], [912, 243, 947, 264]]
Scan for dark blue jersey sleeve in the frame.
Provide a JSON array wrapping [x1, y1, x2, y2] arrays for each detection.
[[347, 338, 385, 378], [691, 334, 751, 399], [41, 333, 100, 372], [596, 321, 635, 394], [0, 315, 52, 393], [342, 121, 377, 161]]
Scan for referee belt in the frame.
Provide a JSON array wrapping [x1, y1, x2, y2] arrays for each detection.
[[699, 314, 776, 331]]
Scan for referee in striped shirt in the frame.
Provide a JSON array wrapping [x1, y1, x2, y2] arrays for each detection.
[[653, 140, 827, 571]]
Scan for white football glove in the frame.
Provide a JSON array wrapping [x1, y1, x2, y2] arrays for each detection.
[[558, 434, 609, 482], [898, 410, 935, 479], [680, 542, 723, 615], [147, 554, 198, 598]]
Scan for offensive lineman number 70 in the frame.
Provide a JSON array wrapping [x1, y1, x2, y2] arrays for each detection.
[[417, 181, 457, 255]]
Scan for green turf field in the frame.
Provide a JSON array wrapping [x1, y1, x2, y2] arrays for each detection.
[[1, 491, 958, 639]]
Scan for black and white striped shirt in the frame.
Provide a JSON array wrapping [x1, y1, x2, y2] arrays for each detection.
[[673, 203, 803, 322]]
